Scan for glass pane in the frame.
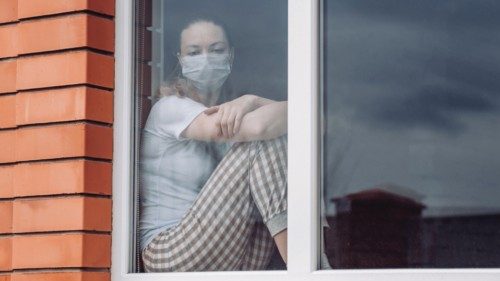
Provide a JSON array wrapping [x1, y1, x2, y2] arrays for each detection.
[[134, 0, 288, 272], [321, 0, 500, 269]]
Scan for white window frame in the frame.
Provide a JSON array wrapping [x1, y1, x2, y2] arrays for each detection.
[[112, 0, 500, 280]]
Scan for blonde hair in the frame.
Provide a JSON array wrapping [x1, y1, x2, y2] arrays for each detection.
[[155, 76, 203, 103]]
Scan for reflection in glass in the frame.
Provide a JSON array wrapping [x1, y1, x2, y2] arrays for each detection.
[[134, 0, 288, 272], [321, 0, 500, 269]]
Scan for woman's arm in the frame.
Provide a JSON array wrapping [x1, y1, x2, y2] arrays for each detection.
[[181, 100, 287, 142], [204, 94, 275, 115], [203, 94, 276, 138], [251, 95, 275, 107]]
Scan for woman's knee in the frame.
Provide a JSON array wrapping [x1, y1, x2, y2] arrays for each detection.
[[255, 135, 287, 157], [222, 136, 287, 170], [228, 135, 287, 152]]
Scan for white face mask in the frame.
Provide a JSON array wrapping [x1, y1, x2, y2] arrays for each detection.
[[180, 53, 231, 93]]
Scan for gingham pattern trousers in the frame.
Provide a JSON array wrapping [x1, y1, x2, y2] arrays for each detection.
[[142, 135, 288, 272]]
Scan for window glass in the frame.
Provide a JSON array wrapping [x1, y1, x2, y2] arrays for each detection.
[[133, 0, 288, 272], [321, 0, 500, 269]]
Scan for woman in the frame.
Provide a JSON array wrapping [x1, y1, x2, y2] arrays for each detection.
[[139, 19, 289, 272]]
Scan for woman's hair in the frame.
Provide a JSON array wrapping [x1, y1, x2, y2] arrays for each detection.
[[153, 18, 235, 104]]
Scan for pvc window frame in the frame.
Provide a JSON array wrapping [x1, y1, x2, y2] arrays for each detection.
[[112, 0, 500, 280]]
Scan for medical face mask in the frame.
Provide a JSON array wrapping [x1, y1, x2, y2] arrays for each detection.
[[180, 53, 231, 93]]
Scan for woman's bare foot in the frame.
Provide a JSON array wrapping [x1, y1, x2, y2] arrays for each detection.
[[273, 229, 287, 264]]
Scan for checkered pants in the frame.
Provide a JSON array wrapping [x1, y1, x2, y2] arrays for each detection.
[[142, 135, 288, 272]]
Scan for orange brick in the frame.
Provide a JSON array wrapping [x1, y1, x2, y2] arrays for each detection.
[[13, 196, 111, 233], [0, 273, 11, 281], [18, 14, 114, 55], [15, 123, 112, 162], [0, 165, 14, 198], [0, 201, 13, 234], [0, 236, 12, 271], [18, 0, 114, 19], [0, 24, 17, 58], [84, 160, 112, 195], [85, 88, 113, 124], [17, 51, 114, 90], [0, 59, 16, 94], [15, 124, 83, 161], [0, 0, 17, 24], [87, 51, 114, 89], [12, 233, 110, 269], [85, 123, 113, 160], [14, 160, 111, 197], [16, 87, 113, 125], [11, 271, 109, 281], [88, 15, 114, 53], [0, 130, 16, 163], [0, 94, 16, 129]]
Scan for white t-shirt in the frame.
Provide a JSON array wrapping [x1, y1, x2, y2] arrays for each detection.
[[139, 95, 231, 251]]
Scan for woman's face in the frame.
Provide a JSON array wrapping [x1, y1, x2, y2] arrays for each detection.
[[180, 21, 230, 58]]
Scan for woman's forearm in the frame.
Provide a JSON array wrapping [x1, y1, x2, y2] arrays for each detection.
[[249, 94, 276, 108], [183, 99, 287, 143]]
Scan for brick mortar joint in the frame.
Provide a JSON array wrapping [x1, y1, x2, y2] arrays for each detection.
[[17, 10, 115, 23], [16, 47, 114, 60]]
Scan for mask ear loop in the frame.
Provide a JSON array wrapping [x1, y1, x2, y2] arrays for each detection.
[[172, 51, 187, 81], [170, 51, 198, 97], [174, 51, 183, 66], [228, 47, 235, 70]]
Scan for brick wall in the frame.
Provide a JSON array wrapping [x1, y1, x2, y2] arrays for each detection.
[[0, 1, 114, 280]]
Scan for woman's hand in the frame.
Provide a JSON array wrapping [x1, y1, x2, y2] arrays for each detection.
[[204, 94, 259, 138]]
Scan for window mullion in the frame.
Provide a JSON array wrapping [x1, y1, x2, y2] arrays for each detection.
[[113, 0, 135, 277], [287, 0, 320, 274]]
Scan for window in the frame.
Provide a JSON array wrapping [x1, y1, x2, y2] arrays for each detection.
[[113, 0, 500, 280], [133, 0, 288, 273], [320, 0, 500, 269]]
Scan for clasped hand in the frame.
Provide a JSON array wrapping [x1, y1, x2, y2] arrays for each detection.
[[203, 94, 258, 138]]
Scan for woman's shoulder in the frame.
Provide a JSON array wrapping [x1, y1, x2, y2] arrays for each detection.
[[146, 95, 207, 140], [149, 95, 191, 123], [153, 95, 201, 111], [154, 94, 184, 106]]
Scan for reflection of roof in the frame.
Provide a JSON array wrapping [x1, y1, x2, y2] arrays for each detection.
[[423, 206, 500, 218], [332, 183, 426, 210]]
